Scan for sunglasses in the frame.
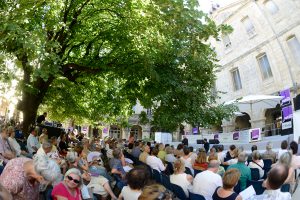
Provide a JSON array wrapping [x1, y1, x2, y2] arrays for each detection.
[[67, 175, 80, 184]]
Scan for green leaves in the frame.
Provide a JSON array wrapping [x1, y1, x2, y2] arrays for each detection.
[[1, 0, 234, 132]]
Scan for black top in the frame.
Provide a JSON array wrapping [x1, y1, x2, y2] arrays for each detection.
[[212, 187, 238, 200], [182, 138, 188, 146], [204, 142, 210, 153], [59, 141, 68, 152], [36, 115, 45, 124]]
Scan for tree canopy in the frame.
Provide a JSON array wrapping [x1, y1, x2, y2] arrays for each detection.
[[0, 0, 235, 132]]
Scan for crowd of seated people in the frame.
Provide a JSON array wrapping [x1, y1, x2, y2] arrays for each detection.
[[0, 123, 300, 200]]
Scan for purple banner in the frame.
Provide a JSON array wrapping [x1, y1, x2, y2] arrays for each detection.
[[233, 132, 239, 140], [280, 89, 291, 106], [103, 127, 108, 133], [192, 127, 198, 134], [282, 106, 293, 122], [251, 129, 260, 140]]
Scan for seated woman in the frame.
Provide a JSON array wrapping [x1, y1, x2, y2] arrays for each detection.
[[222, 149, 238, 166], [180, 146, 194, 175], [52, 168, 82, 200], [118, 166, 150, 200], [0, 155, 62, 200], [170, 159, 193, 197], [212, 168, 242, 200], [193, 148, 208, 171], [248, 150, 264, 179], [138, 184, 172, 200], [157, 143, 166, 161], [165, 146, 177, 163]]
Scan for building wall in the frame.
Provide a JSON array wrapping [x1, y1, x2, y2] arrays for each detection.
[[211, 0, 300, 132]]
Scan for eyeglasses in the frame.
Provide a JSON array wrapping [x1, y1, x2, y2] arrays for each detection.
[[67, 175, 80, 184]]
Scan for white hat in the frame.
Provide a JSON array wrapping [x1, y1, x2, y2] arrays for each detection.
[[87, 151, 102, 163]]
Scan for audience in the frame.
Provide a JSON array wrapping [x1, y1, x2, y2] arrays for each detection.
[[262, 142, 277, 163], [274, 152, 295, 188], [132, 141, 142, 158], [164, 146, 177, 163], [0, 155, 62, 200], [27, 126, 40, 155], [0, 125, 16, 165], [212, 168, 242, 200], [278, 140, 288, 159], [146, 148, 166, 172], [52, 168, 82, 200], [139, 145, 150, 163], [157, 143, 166, 161], [290, 141, 300, 169], [118, 166, 149, 200], [258, 164, 291, 199], [193, 148, 208, 171], [170, 159, 193, 197], [39, 128, 48, 144], [138, 184, 172, 200], [227, 152, 251, 190], [217, 145, 226, 164], [180, 146, 194, 175], [193, 160, 222, 200], [174, 143, 184, 158], [225, 145, 236, 161], [248, 150, 264, 179], [7, 126, 27, 157]]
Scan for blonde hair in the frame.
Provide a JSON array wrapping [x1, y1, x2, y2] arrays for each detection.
[[158, 143, 165, 151], [195, 148, 207, 164], [173, 159, 185, 174], [223, 168, 240, 189], [138, 184, 170, 200]]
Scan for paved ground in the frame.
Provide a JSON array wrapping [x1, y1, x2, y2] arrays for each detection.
[[293, 183, 300, 199]]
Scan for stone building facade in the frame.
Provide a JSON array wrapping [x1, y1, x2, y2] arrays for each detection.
[[210, 0, 300, 133]]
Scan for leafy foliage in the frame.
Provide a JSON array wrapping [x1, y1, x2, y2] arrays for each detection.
[[0, 0, 235, 132]]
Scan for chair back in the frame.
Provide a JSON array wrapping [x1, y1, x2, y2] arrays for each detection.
[[161, 174, 172, 191], [165, 162, 174, 175], [185, 167, 193, 176], [153, 169, 162, 183], [247, 180, 265, 195], [233, 181, 241, 193], [280, 184, 290, 193], [171, 183, 188, 200], [250, 168, 260, 181], [263, 159, 272, 169], [194, 169, 202, 177], [189, 191, 205, 200]]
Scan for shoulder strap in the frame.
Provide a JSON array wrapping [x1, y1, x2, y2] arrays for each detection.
[[252, 161, 263, 169]]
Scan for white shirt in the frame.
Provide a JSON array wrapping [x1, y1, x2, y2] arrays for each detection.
[[218, 151, 226, 163], [146, 155, 166, 172], [27, 134, 40, 154], [291, 154, 300, 169], [277, 149, 288, 159], [165, 154, 177, 163], [8, 137, 21, 156], [120, 186, 141, 200], [193, 170, 222, 200], [248, 160, 264, 178], [255, 189, 291, 200], [170, 173, 191, 197]]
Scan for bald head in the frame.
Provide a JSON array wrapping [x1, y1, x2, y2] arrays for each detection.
[[238, 152, 247, 162], [266, 164, 288, 190]]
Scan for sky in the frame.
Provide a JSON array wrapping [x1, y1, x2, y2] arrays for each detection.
[[198, 0, 237, 13]]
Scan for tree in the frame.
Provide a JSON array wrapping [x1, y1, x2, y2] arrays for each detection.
[[0, 0, 234, 133]]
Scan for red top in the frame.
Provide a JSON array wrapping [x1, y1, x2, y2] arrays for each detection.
[[193, 162, 208, 171], [52, 182, 81, 200]]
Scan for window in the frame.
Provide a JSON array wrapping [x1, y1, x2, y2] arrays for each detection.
[[264, 0, 279, 15], [146, 108, 152, 116], [222, 34, 231, 48], [257, 54, 273, 79], [231, 69, 242, 91], [242, 16, 256, 37], [287, 36, 300, 65]]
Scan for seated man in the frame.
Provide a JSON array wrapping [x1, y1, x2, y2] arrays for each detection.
[[36, 141, 52, 156], [227, 152, 251, 191], [257, 164, 291, 200], [26, 126, 40, 155]]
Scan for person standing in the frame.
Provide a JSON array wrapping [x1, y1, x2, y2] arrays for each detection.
[[36, 112, 47, 124], [204, 138, 210, 153]]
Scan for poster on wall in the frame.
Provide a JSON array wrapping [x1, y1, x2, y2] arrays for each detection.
[[102, 127, 109, 138], [192, 127, 198, 135], [233, 132, 239, 140], [280, 89, 293, 134], [249, 128, 262, 142]]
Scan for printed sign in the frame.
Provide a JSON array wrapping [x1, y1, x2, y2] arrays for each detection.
[[282, 121, 292, 130], [282, 106, 293, 122], [192, 127, 198, 134], [280, 89, 291, 106], [250, 129, 260, 140], [233, 132, 239, 140]]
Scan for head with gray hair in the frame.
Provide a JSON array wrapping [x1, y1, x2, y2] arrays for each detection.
[[64, 168, 83, 187], [266, 142, 273, 150], [165, 146, 173, 154], [237, 152, 247, 163], [278, 152, 292, 167], [42, 141, 52, 154], [252, 150, 260, 161], [66, 151, 78, 164], [33, 154, 62, 186], [208, 160, 220, 173]]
